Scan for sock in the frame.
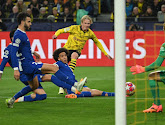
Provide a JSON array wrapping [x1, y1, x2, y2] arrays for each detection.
[[149, 80, 161, 105], [101, 92, 115, 96], [69, 59, 77, 72], [51, 75, 72, 91], [24, 94, 47, 102], [55, 70, 75, 86], [14, 85, 32, 100], [76, 91, 92, 98]]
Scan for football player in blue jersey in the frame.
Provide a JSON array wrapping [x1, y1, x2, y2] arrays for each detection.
[[0, 30, 87, 104], [52, 48, 115, 99], [5, 12, 87, 108]]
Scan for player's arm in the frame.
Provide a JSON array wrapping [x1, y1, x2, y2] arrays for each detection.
[[130, 43, 165, 74], [91, 32, 112, 59], [11, 37, 21, 80], [32, 51, 41, 62], [0, 50, 10, 80], [52, 26, 72, 39]]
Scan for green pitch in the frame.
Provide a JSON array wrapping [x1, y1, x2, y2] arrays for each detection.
[[0, 67, 165, 125]]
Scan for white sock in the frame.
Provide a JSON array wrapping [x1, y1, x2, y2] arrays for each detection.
[[16, 96, 24, 102], [71, 86, 77, 93], [74, 82, 78, 87]]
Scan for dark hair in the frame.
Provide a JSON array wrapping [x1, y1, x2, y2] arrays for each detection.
[[9, 29, 16, 42], [53, 48, 69, 62], [17, 12, 31, 25]]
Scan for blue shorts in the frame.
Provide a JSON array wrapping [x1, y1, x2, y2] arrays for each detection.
[[21, 62, 43, 81], [20, 73, 45, 89]]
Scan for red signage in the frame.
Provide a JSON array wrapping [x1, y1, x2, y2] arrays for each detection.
[[0, 31, 165, 66]]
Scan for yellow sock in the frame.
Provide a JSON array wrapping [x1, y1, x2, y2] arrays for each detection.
[[69, 59, 77, 72]]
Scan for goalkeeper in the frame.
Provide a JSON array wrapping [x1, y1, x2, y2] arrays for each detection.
[[130, 43, 165, 113], [52, 15, 112, 94]]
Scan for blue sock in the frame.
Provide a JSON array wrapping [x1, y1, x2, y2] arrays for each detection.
[[24, 94, 47, 102], [51, 75, 72, 90], [55, 70, 75, 86], [14, 85, 32, 99], [76, 91, 92, 98], [101, 92, 115, 96]]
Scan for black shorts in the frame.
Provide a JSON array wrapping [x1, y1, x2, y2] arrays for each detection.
[[68, 50, 81, 62]]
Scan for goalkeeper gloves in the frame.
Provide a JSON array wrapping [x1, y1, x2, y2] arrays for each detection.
[[130, 65, 145, 75]]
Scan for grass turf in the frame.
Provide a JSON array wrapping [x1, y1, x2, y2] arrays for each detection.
[[0, 67, 165, 125]]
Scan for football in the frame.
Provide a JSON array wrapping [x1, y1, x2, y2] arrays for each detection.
[[125, 82, 136, 96]]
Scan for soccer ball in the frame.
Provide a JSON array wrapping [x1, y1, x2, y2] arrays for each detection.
[[125, 82, 136, 96]]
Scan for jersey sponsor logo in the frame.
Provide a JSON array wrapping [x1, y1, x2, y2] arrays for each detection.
[[3, 50, 9, 58], [64, 27, 70, 32], [13, 38, 21, 47], [160, 47, 165, 52]]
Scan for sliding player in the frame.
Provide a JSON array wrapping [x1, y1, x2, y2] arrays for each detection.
[[52, 15, 112, 94], [52, 48, 114, 99], [130, 42, 165, 113], [5, 12, 86, 108]]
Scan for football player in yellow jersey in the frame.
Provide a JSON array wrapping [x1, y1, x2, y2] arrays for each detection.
[[52, 15, 112, 94]]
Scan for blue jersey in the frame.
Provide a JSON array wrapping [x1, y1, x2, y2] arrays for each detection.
[[11, 29, 37, 74], [55, 61, 76, 81], [0, 44, 13, 73]]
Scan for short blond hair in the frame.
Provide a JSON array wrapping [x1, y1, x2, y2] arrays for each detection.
[[81, 15, 93, 24]]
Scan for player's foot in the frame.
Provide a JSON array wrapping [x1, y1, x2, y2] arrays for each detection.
[[143, 103, 163, 113], [58, 87, 64, 94], [74, 89, 81, 95], [5, 97, 15, 108], [65, 94, 77, 99], [77, 77, 87, 91]]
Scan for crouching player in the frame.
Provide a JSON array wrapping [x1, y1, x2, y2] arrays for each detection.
[[52, 48, 115, 99]]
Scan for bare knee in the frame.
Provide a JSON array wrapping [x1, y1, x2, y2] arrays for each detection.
[[52, 64, 59, 73]]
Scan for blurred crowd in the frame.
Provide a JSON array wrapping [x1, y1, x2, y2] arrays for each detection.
[[110, 0, 165, 22], [0, 0, 96, 24]]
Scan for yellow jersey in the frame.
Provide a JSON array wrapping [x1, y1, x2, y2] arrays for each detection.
[[54, 25, 108, 55]]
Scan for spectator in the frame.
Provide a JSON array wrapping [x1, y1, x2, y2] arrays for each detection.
[[38, 7, 48, 19], [47, 7, 62, 22], [0, 9, 5, 19], [126, 0, 134, 17], [26, 8, 33, 22], [65, 0, 77, 13], [141, 6, 156, 21], [1, 0, 14, 18], [101, 0, 113, 13], [80, 0, 94, 16], [128, 7, 141, 22], [62, 7, 73, 22], [54, 0, 64, 15], [72, 0, 81, 22], [16, 0, 27, 13], [150, 0, 161, 16], [28, 0, 41, 18], [157, 4, 165, 22], [41, 0, 52, 14], [0, 18, 7, 31], [128, 23, 143, 31], [133, 0, 148, 15], [9, 6, 19, 22]]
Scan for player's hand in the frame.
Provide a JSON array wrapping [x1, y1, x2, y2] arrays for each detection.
[[14, 70, 20, 81], [130, 65, 145, 75], [0, 73, 2, 80], [33, 51, 41, 62], [52, 35, 57, 39], [106, 55, 113, 60]]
